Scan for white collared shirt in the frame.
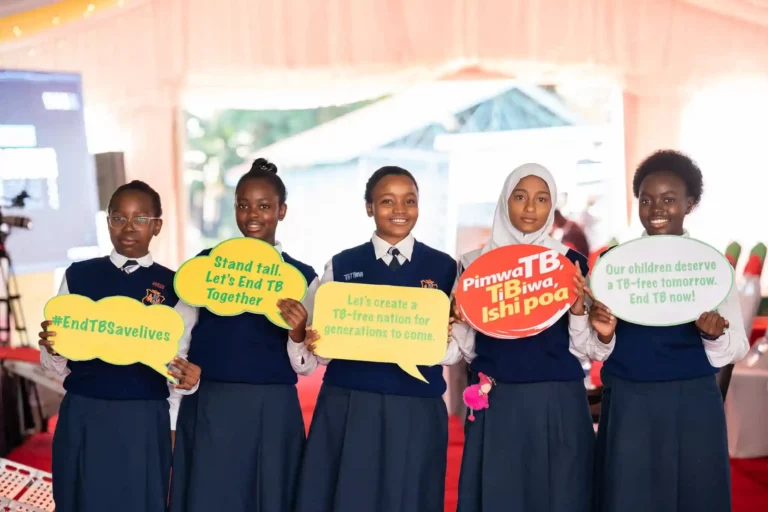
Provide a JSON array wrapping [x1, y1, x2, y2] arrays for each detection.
[[370, 231, 414, 266], [172, 240, 322, 379], [314, 232, 460, 366], [39, 249, 200, 429], [322, 232, 415, 284]]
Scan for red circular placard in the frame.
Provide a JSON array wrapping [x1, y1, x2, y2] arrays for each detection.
[[456, 244, 577, 339]]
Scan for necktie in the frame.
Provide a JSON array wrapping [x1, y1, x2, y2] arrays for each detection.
[[122, 260, 139, 274], [388, 248, 402, 272]]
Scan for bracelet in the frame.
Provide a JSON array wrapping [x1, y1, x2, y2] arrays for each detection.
[[571, 304, 588, 316]]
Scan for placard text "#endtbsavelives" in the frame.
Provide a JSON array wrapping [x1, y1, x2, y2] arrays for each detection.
[[50, 315, 171, 341]]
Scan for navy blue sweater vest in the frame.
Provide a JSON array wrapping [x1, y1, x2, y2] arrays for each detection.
[[186, 248, 317, 385], [470, 249, 589, 384], [323, 241, 457, 397], [598, 246, 717, 382], [63, 257, 179, 400]]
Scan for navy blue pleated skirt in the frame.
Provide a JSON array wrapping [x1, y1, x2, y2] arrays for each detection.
[[168, 380, 305, 512], [294, 384, 449, 512], [594, 372, 730, 512], [457, 379, 594, 512], [51, 393, 172, 512]]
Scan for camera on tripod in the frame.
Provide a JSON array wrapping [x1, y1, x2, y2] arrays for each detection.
[[0, 191, 33, 235], [0, 190, 32, 346], [0, 212, 32, 231]]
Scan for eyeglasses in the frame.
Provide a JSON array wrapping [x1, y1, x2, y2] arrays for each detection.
[[107, 215, 161, 230]]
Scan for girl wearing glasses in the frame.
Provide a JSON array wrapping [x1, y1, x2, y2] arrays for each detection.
[[38, 180, 202, 512], [169, 159, 319, 512]]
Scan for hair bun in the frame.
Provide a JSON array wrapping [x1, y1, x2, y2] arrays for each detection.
[[251, 158, 278, 174]]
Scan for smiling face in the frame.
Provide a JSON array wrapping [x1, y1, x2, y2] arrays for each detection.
[[107, 190, 162, 258], [234, 177, 286, 245], [506, 175, 552, 234], [637, 171, 693, 236], [366, 174, 419, 245]]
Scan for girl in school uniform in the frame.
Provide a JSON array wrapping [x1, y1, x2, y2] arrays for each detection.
[[453, 163, 611, 512], [590, 150, 749, 512], [294, 165, 460, 512], [169, 158, 319, 512], [38, 180, 202, 512]]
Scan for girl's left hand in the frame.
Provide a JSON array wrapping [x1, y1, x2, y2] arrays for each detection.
[[696, 311, 729, 338], [278, 299, 308, 342], [169, 357, 201, 390], [450, 292, 464, 323], [303, 326, 321, 354], [570, 261, 590, 316]]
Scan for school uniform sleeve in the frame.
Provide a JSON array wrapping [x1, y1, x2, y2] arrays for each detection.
[[450, 322, 478, 362], [449, 266, 477, 363], [166, 300, 201, 430], [39, 275, 71, 376], [438, 338, 463, 365], [287, 276, 321, 375], [437, 259, 462, 366], [568, 311, 615, 362], [568, 259, 615, 362], [309, 260, 334, 366], [702, 284, 750, 367]]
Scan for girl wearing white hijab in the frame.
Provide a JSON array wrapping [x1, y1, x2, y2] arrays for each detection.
[[453, 163, 613, 512]]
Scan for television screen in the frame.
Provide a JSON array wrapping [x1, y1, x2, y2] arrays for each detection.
[[0, 69, 99, 273]]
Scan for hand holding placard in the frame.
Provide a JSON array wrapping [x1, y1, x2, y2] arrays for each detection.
[[570, 261, 589, 316], [277, 298, 310, 342], [695, 311, 729, 338], [588, 300, 617, 343], [589, 236, 734, 326], [43, 295, 184, 380], [311, 282, 450, 382], [174, 238, 308, 328]]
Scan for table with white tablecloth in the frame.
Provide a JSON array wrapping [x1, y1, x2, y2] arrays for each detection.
[[726, 343, 768, 459]]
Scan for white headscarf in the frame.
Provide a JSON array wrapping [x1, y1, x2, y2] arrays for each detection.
[[462, 163, 567, 268]]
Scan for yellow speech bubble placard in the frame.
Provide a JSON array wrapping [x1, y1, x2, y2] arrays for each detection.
[[312, 282, 450, 382], [43, 295, 184, 380], [174, 238, 309, 328]]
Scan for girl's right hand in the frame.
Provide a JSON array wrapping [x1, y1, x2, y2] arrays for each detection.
[[38, 320, 57, 355], [589, 300, 617, 344], [303, 325, 320, 354]]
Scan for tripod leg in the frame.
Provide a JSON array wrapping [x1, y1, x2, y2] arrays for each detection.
[[0, 259, 9, 346], [0, 256, 47, 432], [5, 260, 29, 347]]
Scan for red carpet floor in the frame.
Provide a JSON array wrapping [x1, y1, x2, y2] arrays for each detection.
[[7, 367, 768, 511]]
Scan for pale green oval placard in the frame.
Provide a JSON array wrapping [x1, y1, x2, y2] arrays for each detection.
[[590, 236, 734, 327]]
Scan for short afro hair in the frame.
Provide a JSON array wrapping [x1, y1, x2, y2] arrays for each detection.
[[632, 150, 703, 207]]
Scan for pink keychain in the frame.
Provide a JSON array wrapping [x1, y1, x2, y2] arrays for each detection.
[[463, 372, 494, 421]]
